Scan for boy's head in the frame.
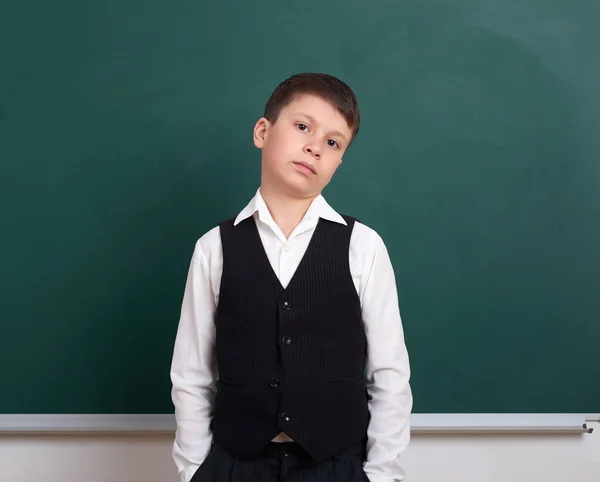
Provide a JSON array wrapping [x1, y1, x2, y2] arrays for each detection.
[[253, 73, 360, 200]]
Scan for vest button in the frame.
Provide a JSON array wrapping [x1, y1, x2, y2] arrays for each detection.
[[269, 378, 280, 388], [281, 336, 292, 345], [281, 412, 291, 422], [282, 300, 292, 311]]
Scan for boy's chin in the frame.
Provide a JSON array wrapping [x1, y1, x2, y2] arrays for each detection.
[[279, 177, 322, 199]]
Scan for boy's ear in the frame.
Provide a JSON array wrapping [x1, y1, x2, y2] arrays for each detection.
[[253, 117, 270, 149]]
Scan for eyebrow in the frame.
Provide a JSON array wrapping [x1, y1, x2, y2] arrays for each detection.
[[292, 113, 349, 143]]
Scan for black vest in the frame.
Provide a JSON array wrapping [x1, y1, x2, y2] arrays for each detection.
[[211, 215, 369, 462]]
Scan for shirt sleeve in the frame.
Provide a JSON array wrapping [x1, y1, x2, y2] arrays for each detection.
[[170, 241, 218, 482], [360, 232, 413, 482]]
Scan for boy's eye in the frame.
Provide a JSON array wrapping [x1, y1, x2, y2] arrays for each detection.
[[327, 139, 339, 148], [297, 123, 308, 131]]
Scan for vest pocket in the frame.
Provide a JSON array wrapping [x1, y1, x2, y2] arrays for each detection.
[[324, 374, 365, 384], [218, 377, 245, 389]]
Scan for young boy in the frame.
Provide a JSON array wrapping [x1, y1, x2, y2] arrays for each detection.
[[170, 73, 412, 482]]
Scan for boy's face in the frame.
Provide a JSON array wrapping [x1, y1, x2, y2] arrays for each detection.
[[254, 94, 353, 199]]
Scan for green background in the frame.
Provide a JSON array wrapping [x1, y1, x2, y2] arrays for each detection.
[[1, 0, 599, 414]]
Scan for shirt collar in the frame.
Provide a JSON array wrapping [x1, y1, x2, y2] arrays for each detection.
[[233, 188, 347, 227]]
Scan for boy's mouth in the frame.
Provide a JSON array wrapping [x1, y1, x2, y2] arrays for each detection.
[[293, 161, 316, 175]]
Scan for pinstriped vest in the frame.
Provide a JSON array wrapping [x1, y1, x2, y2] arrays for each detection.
[[212, 216, 369, 462]]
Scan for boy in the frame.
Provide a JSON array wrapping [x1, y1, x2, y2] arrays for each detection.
[[170, 73, 412, 481]]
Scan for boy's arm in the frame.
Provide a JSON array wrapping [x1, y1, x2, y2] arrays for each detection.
[[170, 242, 218, 482], [360, 232, 413, 482]]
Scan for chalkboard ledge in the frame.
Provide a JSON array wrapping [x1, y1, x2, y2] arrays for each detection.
[[0, 414, 597, 434]]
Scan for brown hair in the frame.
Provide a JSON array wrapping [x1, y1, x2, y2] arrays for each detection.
[[264, 73, 360, 145]]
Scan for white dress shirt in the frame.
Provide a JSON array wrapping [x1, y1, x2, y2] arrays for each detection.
[[170, 189, 412, 482]]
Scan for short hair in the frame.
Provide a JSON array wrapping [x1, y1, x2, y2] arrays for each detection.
[[264, 73, 360, 145]]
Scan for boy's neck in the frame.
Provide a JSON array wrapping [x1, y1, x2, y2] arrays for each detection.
[[259, 185, 318, 239]]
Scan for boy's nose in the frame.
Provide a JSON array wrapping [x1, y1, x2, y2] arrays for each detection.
[[304, 144, 321, 159]]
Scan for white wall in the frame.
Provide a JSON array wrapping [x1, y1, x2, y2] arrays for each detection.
[[1, 425, 599, 482]]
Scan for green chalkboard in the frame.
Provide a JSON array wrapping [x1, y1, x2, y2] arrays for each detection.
[[1, 0, 599, 414]]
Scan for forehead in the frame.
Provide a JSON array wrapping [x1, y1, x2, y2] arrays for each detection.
[[280, 94, 352, 135]]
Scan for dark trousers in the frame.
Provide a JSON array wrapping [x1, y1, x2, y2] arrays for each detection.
[[190, 439, 370, 482]]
